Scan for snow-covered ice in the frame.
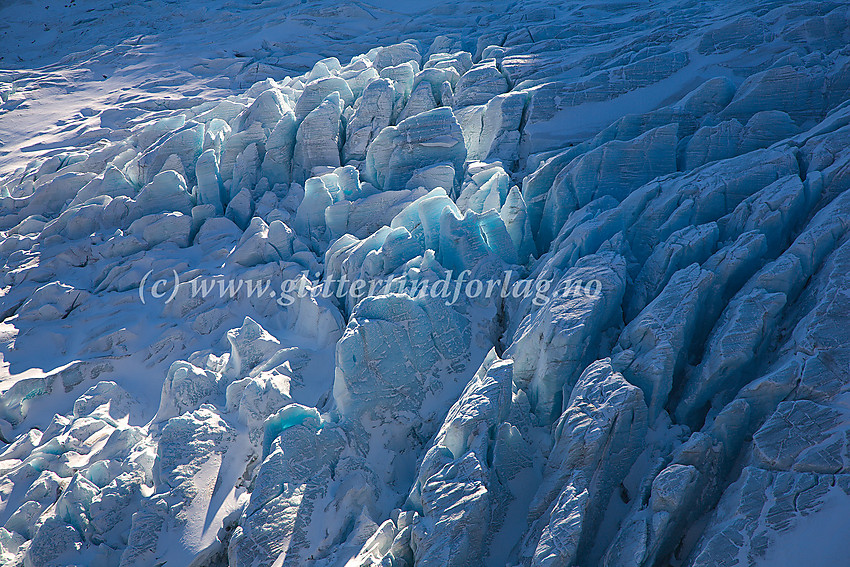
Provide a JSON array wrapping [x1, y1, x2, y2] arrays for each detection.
[[3, 0, 850, 566]]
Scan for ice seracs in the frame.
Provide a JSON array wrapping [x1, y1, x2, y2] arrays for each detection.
[[3, 2, 850, 566]]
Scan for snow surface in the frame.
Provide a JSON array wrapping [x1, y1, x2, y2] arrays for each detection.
[[2, 0, 850, 566]]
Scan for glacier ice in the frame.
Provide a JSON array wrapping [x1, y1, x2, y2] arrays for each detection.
[[363, 106, 466, 193], [3, 1, 850, 566]]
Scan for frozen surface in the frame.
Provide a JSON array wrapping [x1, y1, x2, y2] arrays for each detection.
[[3, 0, 850, 566]]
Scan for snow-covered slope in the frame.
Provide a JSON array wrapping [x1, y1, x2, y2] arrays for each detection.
[[2, 0, 850, 566]]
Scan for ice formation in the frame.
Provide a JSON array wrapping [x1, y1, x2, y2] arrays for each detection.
[[2, 0, 850, 566]]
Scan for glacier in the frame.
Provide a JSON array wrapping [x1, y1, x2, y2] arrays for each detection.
[[2, 0, 850, 566]]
